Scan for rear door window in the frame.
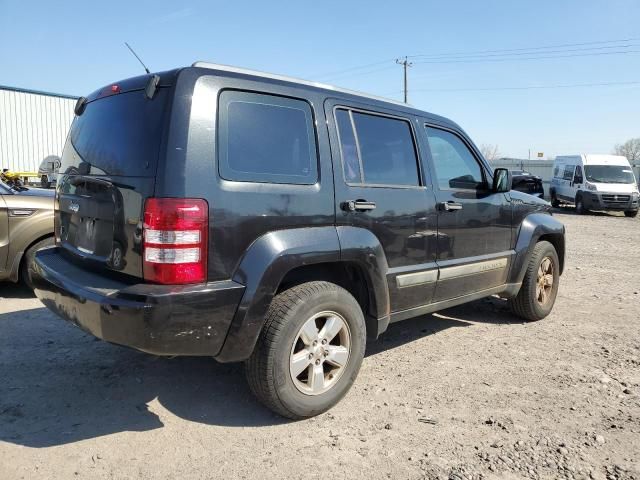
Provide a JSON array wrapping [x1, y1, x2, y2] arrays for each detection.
[[217, 91, 318, 185], [335, 108, 420, 186]]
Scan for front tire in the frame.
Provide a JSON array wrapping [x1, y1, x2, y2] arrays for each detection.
[[40, 175, 50, 189], [550, 191, 560, 208], [509, 241, 560, 321], [575, 195, 587, 215], [245, 281, 366, 419], [624, 210, 638, 218]]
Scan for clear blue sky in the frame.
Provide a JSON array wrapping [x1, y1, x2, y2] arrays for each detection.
[[1, 0, 639, 158]]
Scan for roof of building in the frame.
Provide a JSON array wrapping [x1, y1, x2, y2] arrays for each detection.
[[0, 84, 78, 100]]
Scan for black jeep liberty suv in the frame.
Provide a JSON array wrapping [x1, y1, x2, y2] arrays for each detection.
[[32, 63, 565, 419]]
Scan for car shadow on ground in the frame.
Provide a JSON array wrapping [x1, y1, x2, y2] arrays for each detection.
[[552, 206, 625, 217], [365, 295, 522, 357], [0, 282, 36, 299], [0, 296, 523, 448]]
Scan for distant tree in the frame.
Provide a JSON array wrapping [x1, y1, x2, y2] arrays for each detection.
[[613, 138, 640, 163], [480, 144, 501, 162]]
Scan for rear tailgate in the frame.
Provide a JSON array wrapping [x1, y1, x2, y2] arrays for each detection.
[[57, 77, 173, 280]]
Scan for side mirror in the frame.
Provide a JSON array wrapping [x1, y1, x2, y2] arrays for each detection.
[[492, 168, 512, 193]]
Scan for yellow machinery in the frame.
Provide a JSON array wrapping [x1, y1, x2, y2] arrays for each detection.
[[0, 169, 38, 187]]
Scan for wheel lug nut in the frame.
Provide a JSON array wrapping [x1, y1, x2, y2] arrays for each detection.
[[313, 340, 318, 346], [315, 359, 321, 365], [308, 353, 313, 359], [321, 339, 327, 345]]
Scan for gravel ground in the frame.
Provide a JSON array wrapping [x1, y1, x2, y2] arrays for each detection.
[[1, 210, 639, 480]]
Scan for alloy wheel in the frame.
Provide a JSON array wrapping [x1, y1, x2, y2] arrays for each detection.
[[536, 257, 554, 306], [289, 311, 351, 396]]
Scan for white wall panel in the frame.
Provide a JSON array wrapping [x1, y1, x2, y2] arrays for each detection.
[[0, 86, 77, 173]]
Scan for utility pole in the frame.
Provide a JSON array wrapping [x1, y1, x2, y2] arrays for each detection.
[[396, 56, 413, 103]]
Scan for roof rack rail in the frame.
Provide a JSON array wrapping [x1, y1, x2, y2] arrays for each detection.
[[191, 61, 409, 107]]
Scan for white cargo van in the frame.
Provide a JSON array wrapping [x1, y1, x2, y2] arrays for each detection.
[[550, 154, 638, 217], [37, 155, 60, 189]]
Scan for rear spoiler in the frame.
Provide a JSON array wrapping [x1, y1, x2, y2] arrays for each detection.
[[81, 69, 180, 106]]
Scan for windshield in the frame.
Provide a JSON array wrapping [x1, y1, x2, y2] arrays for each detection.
[[584, 165, 636, 184]]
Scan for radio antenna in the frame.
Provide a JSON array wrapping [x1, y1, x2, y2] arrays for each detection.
[[124, 42, 151, 74]]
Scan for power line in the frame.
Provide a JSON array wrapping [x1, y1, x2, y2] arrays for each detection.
[[312, 59, 395, 80], [310, 36, 640, 82], [413, 49, 640, 64], [325, 48, 640, 83], [409, 43, 639, 61], [319, 64, 397, 82], [407, 36, 640, 59], [385, 80, 640, 95]]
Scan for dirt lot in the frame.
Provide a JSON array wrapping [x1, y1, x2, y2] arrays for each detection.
[[1, 210, 639, 480]]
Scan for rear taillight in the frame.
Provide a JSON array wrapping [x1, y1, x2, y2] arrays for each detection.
[[143, 198, 209, 284]]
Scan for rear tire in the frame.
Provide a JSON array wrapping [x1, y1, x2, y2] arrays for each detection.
[[509, 241, 560, 322], [20, 237, 54, 290], [624, 210, 638, 218], [245, 281, 366, 419]]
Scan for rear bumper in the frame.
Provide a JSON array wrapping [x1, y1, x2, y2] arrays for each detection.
[[32, 248, 245, 356], [582, 191, 638, 211]]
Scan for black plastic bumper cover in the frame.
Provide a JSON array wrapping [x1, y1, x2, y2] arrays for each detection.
[[32, 248, 245, 356]]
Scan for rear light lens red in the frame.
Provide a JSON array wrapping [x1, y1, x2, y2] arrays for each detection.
[[143, 198, 209, 284]]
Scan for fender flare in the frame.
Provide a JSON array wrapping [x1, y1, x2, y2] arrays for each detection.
[[336, 226, 390, 335], [216, 225, 390, 362], [509, 213, 566, 286]]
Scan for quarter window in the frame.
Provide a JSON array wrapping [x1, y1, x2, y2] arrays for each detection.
[[335, 109, 420, 186], [218, 91, 317, 184], [425, 127, 485, 190], [335, 109, 361, 183]]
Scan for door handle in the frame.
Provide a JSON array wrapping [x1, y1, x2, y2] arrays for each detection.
[[342, 200, 377, 212], [439, 201, 463, 212]]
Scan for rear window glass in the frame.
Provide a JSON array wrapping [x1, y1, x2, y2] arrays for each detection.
[[61, 89, 169, 177], [218, 91, 317, 185]]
